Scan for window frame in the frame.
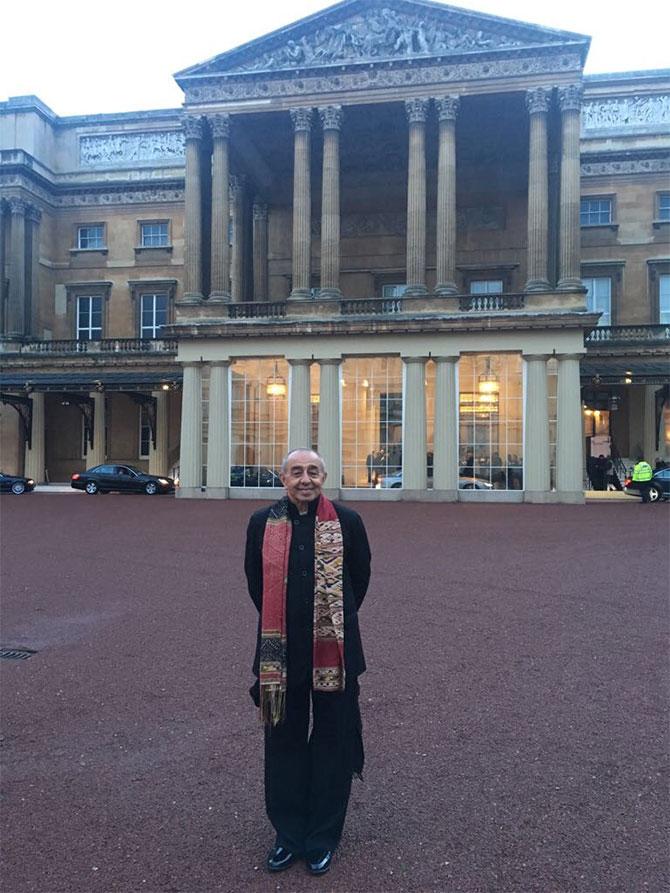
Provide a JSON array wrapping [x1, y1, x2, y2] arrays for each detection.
[[581, 263, 624, 327], [76, 294, 103, 340], [654, 192, 670, 227], [580, 195, 616, 228], [649, 261, 670, 324], [137, 219, 171, 250], [468, 279, 504, 295], [139, 291, 169, 339], [128, 279, 177, 337], [75, 223, 106, 251]]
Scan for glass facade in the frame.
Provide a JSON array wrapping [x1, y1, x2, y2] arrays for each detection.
[[230, 358, 288, 487], [341, 357, 403, 488], [458, 353, 523, 490]]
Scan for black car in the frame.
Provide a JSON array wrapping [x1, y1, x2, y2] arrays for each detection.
[[230, 465, 282, 488], [0, 471, 35, 495], [624, 467, 670, 503], [71, 464, 176, 495]]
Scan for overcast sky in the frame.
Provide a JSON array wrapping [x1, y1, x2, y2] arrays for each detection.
[[2, 0, 668, 117]]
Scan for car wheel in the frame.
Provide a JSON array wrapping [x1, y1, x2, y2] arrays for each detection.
[[648, 484, 662, 503], [11, 481, 25, 495], [145, 482, 158, 496], [85, 481, 99, 495]]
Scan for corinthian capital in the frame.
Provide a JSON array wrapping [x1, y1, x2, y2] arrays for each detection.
[[8, 197, 27, 216], [25, 204, 42, 224], [209, 113, 230, 139], [183, 115, 205, 141], [405, 98, 429, 124], [318, 105, 343, 131], [290, 107, 313, 132], [436, 95, 459, 122], [526, 86, 551, 115], [558, 84, 583, 113]]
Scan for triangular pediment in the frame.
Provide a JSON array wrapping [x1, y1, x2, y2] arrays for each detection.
[[176, 0, 589, 80]]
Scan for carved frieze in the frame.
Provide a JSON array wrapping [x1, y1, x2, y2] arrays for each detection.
[[80, 130, 185, 167], [581, 156, 670, 177], [226, 8, 529, 73], [581, 94, 670, 132], [59, 184, 185, 207], [184, 53, 583, 103]]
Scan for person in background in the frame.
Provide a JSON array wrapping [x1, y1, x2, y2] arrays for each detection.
[[632, 455, 654, 503]]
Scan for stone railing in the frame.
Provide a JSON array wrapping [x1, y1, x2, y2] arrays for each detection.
[[459, 293, 526, 312], [585, 325, 670, 345], [227, 302, 287, 319], [12, 338, 178, 354], [340, 298, 404, 315]]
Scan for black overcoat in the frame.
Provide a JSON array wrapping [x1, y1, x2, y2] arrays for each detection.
[[245, 499, 371, 689]]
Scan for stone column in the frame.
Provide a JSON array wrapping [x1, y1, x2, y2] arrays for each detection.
[[556, 354, 584, 502], [525, 87, 551, 292], [183, 116, 205, 302], [288, 359, 312, 449], [149, 390, 169, 476], [230, 174, 246, 303], [643, 385, 658, 462], [435, 96, 459, 296], [207, 361, 231, 496], [523, 354, 551, 501], [402, 357, 428, 494], [88, 390, 106, 468], [252, 201, 268, 301], [0, 201, 6, 332], [24, 391, 45, 483], [405, 99, 429, 296], [319, 105, 343, 299], [7, 197, 27, 337], [289, 108, 313, 300], [178, 362, 203, 496], [25, 204, 42, 336], [318, 359, 341, 494], [557, 85, 583, 291], [209, 114, 231, 303], [433, 356, 459, 497]]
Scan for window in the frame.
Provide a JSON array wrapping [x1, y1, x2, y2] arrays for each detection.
[[469, 280, 504, 294], [140, 221, 169, 248], [140, 293, 168, 339], [583, 277, 612, 326], [659, 274, 670, 324], [382, 284, 406, 298], [139, 406, 151, 459], [77, 224, 105, 249], [77, 296, 103, 340], [658, 193, 670, 222], [580, 198, 613, 227]]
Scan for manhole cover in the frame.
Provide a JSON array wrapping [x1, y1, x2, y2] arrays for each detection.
[[0, 648, 37, 661]]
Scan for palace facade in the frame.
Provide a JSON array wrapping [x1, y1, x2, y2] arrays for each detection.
[[1, 0, 668, 501]]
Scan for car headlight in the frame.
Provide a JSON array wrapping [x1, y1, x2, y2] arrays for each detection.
[[27, 479, 35, 486], [157, 478, 169, 485]]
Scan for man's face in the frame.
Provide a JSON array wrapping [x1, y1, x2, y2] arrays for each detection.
[[280, 450, 327, 507]]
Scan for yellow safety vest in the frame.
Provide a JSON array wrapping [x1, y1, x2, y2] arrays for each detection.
[[632, 461, 653, 482]]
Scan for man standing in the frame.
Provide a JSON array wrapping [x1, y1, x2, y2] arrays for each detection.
[[632, 455, 654, 503], [245, 448, 371, 876]]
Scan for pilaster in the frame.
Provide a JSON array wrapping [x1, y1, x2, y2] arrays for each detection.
[[404, 99, 429, 296], [433, 356, 458, 498], [206, 361, 231, 497], [525, 87, 551, 292], [435, 97, 459, 297], [182, 116, 205, 302], [557, 85, 583, 291], [289, 108, 313, 300], [288, 358, 312, 449], [178, 362, 203, 496], [7, 197, 27, 337], [230, 174, 246, 303], [317, 359, 342, 496], [252, 201, 269, 301], [149, 390, 169, 477], [209, 113, 231, 303], [88, 390, 106, 468], [319, 105, 343, 299], [523, 354, 552, 501], [402, 356, 428, 494], [24, 391, 45, 483], [556, 353, 585, 502]]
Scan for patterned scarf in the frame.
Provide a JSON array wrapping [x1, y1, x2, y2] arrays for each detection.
[[259, 494, 345, 725]]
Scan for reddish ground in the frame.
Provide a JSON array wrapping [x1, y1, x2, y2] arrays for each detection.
[[1, 495, 668, 892]]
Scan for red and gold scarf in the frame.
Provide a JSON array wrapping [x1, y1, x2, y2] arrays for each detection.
[[259, 495, 344, 725]]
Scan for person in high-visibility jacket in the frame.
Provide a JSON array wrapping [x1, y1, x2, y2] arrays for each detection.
[[632, 456, 654, 503]]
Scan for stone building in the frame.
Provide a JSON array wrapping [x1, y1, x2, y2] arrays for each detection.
[[1, 0, 668, 501]]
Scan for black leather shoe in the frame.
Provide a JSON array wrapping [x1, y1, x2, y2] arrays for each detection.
[[306, 849, 333, 875], [267, 846, 297, 872]]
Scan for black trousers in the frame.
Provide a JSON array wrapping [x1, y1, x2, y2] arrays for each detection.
[[264, 678, 362, 854]]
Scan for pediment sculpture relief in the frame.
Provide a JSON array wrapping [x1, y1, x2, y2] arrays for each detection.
[[233, 9, 526, 73]]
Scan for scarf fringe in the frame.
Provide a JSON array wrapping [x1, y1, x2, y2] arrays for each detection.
[[260, 686, 286, 727]]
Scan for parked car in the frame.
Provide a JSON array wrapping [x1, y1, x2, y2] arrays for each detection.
[[378, 472, 493, 490], [71, 464, 176, 495], [0, 472, 35, 495], [623, 467, 670, 503], [230, 465, 282, 487]]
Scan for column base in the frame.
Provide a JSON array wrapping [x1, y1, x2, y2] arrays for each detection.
[[179, 293, 204, 305], [434, 284, 458, 297], [204, 486, 229, 499], [523, 490, 558, 504], [403, 285, 429, 297], [556, 489, 585, 504], [176, 487, 206, 499], [318, 287, 342, 300], [207, 292, 231, 304], [525, 278, 550, 292], [288, 288, 312, 301], [556, 278, 584, 292]]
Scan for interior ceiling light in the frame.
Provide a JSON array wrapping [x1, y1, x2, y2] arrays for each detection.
[[266, 361, 287, 397]]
